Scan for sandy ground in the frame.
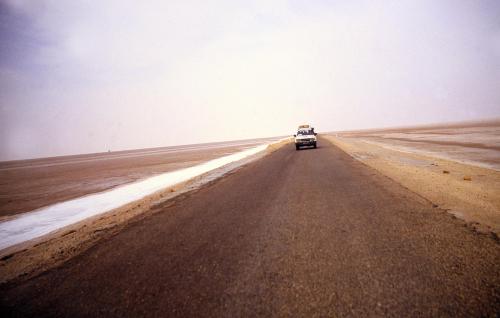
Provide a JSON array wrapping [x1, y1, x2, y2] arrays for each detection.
[[325, 120, 500, 235], [0, 138, 281, 218], [0, 140, 290, 284], [335, 119, 500, 170], [2, 138, 498, 317]]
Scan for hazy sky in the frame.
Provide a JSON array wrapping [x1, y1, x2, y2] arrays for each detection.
[[1, 0, 500, 160]]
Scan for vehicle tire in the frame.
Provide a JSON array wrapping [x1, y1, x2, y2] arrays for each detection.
[[295, 145, 300, 150], [313, 142, 317, 148]]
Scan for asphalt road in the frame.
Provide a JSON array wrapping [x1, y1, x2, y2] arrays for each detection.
[[1, 138, 499, 317]]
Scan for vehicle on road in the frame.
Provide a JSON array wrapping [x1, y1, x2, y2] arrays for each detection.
[[294, 126, 317, 150]]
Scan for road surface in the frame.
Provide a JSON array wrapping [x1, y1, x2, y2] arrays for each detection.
[[1, 137, 499, 317]]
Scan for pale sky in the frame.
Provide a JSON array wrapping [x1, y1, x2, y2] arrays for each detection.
[[1, 0, 499, 160]]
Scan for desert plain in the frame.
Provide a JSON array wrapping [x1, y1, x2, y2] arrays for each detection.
[[326, 119, 500, 235], [0, 137, 281, 219]]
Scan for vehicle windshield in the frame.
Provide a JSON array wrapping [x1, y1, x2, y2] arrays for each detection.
[[297, 129, 313, 136]]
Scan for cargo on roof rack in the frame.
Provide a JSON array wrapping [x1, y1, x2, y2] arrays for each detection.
[[294, 125, 317, 150]]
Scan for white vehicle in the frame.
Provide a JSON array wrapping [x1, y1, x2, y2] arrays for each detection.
[[294, 126, 317, 150]]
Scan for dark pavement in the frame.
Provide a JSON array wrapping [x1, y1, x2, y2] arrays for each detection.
[[1, 137, 499, 317]]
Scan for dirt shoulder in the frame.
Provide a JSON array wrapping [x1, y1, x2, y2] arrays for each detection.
[[2, 137, 498, 317], [0, 137, 282, 218], [324, 136, 500, 236], [0, 140, 290, 284]]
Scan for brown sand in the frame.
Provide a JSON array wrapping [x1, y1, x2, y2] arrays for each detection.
[[331, 119, 500, 170], [324, 135, 500, 235], [0, 138, 279, 218], [337, 118, 500, 134], [0, 140, 290, 284]]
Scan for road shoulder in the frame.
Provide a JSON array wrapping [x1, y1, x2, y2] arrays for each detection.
[[0, 140, 291, 285], [324, 135, 500, 237]]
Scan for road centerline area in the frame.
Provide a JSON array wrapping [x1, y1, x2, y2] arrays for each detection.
[[1, 137, 499, 317]]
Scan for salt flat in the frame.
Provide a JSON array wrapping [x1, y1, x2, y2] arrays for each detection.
[[326, 119, 500, 234], [0, 137, 283, 218], [335, 120, 500, 171]]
